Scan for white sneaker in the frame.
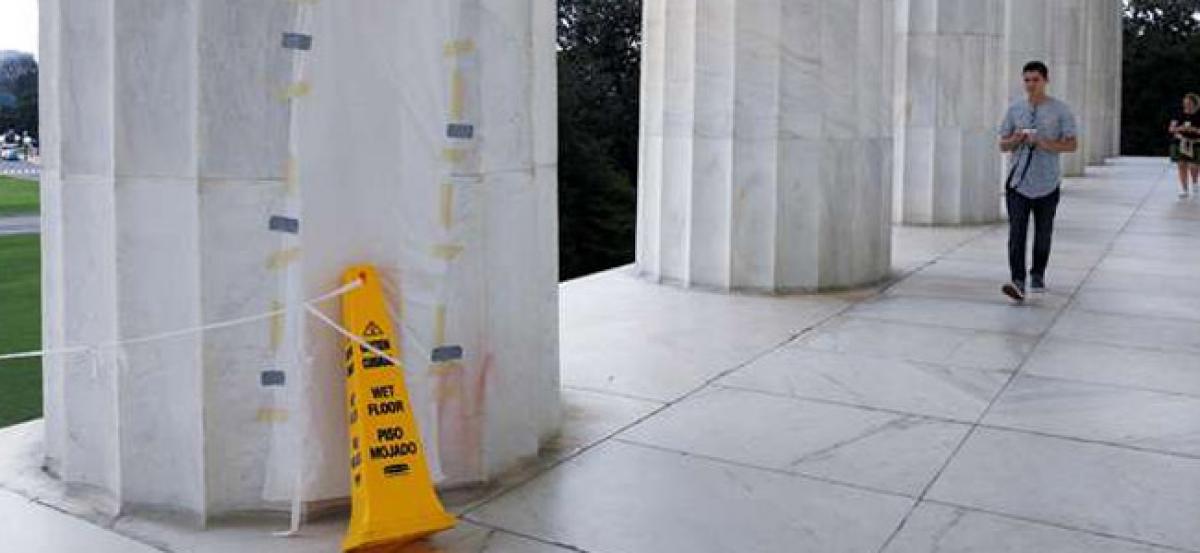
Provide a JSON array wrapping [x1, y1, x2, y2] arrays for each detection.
[[1181, 190, 1190, 199]]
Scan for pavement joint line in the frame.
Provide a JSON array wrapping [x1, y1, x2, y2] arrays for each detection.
[[918, 498, 1200, 553], [460, 222, 996, 520], [558, 384, 667, 405], [873, 166, 1170, 553], [740, 342, 1023, 376], [458, 517, 595, 552], [609, 437, 922, 502], [713, 382, 1200, 461]]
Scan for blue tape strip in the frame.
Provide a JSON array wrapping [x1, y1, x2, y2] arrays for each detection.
[[282, 33, 313, 51], [269, 215, 300, 234], [261, 370, 286, 387], [447, 124, 475, 140], [432, 345, 464, 363]]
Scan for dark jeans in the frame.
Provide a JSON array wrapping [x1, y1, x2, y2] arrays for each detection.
[[1006, 188, 1060, 284]]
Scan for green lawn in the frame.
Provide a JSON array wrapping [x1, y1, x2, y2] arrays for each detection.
[[0, 175, 40, 216], [0, 234, 41, 427]]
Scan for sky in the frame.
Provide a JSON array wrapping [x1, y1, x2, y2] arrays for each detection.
[[0, 0, 38, 58]]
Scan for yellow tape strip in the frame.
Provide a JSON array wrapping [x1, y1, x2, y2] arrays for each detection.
[[256, 408, 289, 423], [267, 247, 302, 270], [450, 71, 466, 120], [269, 300, 284, 351], [440, 182, 454, 229], [432, 244, 464, 261], [282, 157, 298, 195], [443, 40, 476, 57], [434, 305, 447, 345], [442, 149, 467, 164], [278, 81, 311, 101]]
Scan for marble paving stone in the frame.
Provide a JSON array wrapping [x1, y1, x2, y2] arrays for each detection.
[[1083, 269, 1200, 299], [799, 317, 1038, 372], [547, 388, 663, 454], [719, 348, 1009, 421], [916, 259, 1092, 290], [1096, 255, 1199, 280], [1111, 232, 1200, 254], [468, 440, 915, 553], [926, 429, 1200, 551], [1050, 308, 1200, 353], [942, 241, 1108, 270], [114, 516, 573, 553], [984, 375, 1200, 457], [891, 225, 997, 274], [885, 273, 1072, 308], [0, 490, 158, 553], [847, 296, 1061, 337], [884, 502, 1175, 553], [1072, 290, 1200, 322], [1123, 216, 1200, 237], [561, 269, 848, 401], [443, 388, 662, 513], [619, 386, 971, 495], [1022, 339, 1200, 398]]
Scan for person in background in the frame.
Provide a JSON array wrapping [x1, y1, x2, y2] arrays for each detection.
[[998, 61, 1078, 303], [1168, 93, 1200, 198]]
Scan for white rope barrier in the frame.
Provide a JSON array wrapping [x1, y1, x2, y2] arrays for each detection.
[[0, 280, 362, 365]]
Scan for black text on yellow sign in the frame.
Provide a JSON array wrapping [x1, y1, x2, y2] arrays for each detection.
[[340, 265, 455, 552]]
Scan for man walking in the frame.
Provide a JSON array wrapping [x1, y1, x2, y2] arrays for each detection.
[[998, 61, 1078, 302]]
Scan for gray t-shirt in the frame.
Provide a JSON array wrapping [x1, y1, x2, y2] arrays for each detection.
[[999, 96, 1078, 199]]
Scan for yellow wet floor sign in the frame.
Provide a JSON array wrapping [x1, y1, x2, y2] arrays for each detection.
[[341, 265, 456, 552]]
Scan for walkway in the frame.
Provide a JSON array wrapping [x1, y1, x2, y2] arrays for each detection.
[[0, 215, 39, 236], [1, 158, 1198, 552]]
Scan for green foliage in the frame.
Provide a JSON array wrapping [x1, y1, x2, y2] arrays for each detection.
[[1122, 1, 1200, 154], [557, 0, 642, 280], [0, 52, 37, 136], [0, 176, 39, 216], [0, 234, 41, 427]]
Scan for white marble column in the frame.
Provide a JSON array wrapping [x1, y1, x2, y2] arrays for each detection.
[[1084, 0, 1122, 165], [41, 0, 559, 522], [637, 0, 895, 292], [894, 0, 1005, 225], [1003, 0, 1089, 177], [1111, 1, 1124, 157]]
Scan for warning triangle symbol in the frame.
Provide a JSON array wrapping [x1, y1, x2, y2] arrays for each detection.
[[363, 322, 385, 338]]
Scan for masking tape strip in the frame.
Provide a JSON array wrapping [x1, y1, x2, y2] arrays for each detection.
[[440, 183, 454, 229], [434, 305, 447, 345], [432, 244, 464, 261], [450, 71, 466, 120], [278, 81, 311, 101], [443, 40, 476, 57], [267, 247, 301, 270], [281, 32, 313, 51], [431, 345, 464, 363], [282, 157, 298, 194], [256, 408, 289, 423], [261, 370, 287, 387], [442, 149, 467, 164], [269, 215, 300, 234], [269, 301, 284, 351], [447, 124, 475, 140]]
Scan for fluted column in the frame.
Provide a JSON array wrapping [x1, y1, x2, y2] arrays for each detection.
[[1084, 0, 1122, 165], [894, 0, 1005, 225], [637, 0, 895, 292], [1111, 1, 1124, 157], [41, 0, 559, 522], [1003, 0, 1089, 177]]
